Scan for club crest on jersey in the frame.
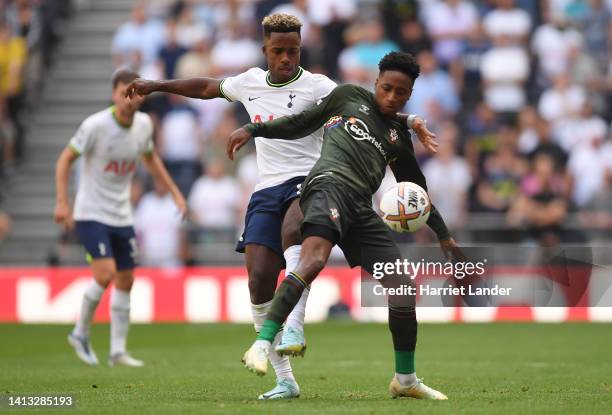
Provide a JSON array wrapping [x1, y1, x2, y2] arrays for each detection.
[[329, 208, 340, 221], [359, 104, 370, 115], [389, 128, 399, 143], [324, 115, 342, 129], [287, 93, 296, 108]]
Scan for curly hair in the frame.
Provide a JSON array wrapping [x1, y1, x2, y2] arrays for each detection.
[[378, 52, 420, 81], [262, 13, 302, 38]]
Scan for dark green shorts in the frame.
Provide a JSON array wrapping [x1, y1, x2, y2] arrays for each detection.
[[299, 177, 402, 273]]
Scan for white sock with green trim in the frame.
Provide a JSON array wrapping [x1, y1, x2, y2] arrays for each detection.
[[284, 245, 309, 331]]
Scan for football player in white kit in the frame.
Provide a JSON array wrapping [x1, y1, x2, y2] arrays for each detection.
[[125, 14, 436, 399], [54, 68, 187, 368]]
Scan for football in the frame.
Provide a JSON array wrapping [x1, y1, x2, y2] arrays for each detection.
[[380, 182, 431, 232]]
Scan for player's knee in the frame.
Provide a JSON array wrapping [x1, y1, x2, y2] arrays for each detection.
[[302, 253, 326, 276]]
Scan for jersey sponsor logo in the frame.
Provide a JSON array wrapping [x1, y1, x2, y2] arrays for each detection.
[[253, 114, 274, 123], [104, 160, 136, 175], [343, 117, 389, 160]]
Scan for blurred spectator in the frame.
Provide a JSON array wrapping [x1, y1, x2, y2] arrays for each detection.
[[338, 19, 399, 87], [528, 117, 568, 171], [576, 0, 610, 71], [538, 72, 586, 126], [507, 153, 569, 246], [517, 106, 541, 154], [458, 24, 490, 105], [554, 101, 608, 153], [112, 0, 167, 67], [235, 149, 259, 219], [531, 12, 582, 84], [424, 0, 478, 67], [422, 123, 472, 229], [404, 50, 459, 130], [475, 143, 527, 212], [567, 128, 612, 207], [210, 21, 260, 76], [463, 101, 500, 175], [397, 19, 432, 57], [174, 2, 211, 50], [134, 178, 189, 267], [0, 22, 27, 166], [482, 0, 532, 46], [479, 33, 529, 117], [307, 0, 357, 78], [159, 94, 202, 197], [158, 20, 188, 79], [188, 159, 240, 243], [175, 37, 213, 79], [271, 0, 312, 45], [579, 172, 612, 238]]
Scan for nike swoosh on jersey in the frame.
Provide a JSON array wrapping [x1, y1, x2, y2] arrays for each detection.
[[248, 97, 260, 101]]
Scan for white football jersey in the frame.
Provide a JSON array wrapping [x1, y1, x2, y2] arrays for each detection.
[[220, 67, 337, 191], [69, 107, 154, 227]]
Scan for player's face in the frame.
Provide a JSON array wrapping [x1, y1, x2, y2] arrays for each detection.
[[113, 81, 143, 114], [263, 32, 301, 83], [374, 71, 414, 117]]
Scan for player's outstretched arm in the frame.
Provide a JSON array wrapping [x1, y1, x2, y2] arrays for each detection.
[[54, 147, 78, 229], [141, 152, 188, 219], [397, 114, 438, 154], [125, 77, 223, 100]]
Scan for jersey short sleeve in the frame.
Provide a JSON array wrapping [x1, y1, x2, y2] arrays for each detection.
[[311, 74, 338, 102], [68, 115, 97, 156], [219, 70, 252, 102]]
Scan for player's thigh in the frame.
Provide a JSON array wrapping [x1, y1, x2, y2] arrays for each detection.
[[108, 226, 138, 273], [281, 198, 303, 250], [75, 221, 116, 285]]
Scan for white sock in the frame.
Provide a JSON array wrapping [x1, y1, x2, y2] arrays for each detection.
[[74, 280, 105, 338], [110, 288, 131, 356], [251, 301, 295, 381], [284, 245, 309, 331], [396, 372, 418, 387]]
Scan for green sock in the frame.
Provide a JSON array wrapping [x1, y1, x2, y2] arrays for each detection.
[[394, 350, 415, 374], [256, 320, 281, 342]]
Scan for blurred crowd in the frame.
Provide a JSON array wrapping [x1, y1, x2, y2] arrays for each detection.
[[109, 0, 610, 266], [0, 0, 70, 245]]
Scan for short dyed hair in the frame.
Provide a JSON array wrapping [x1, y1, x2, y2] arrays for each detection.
[[378, 52, 420, 81], [111, 67, 139, 89], [262, 13, 302, 38]]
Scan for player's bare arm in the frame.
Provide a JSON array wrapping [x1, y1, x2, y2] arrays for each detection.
[[140, 152, 188, 219], [53, 146, 79, 229], [125, 77, 223, 100]]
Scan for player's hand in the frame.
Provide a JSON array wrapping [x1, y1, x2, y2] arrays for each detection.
[[125, 78, 159, 99], [439, 237, 466, 262], [173, 193, 188, 220], [227, 127, 252, 161], [412, 116, 438, 154], [54, 201, 74, 230]]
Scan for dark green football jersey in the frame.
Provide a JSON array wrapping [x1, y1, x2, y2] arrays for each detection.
[[247, 84, 417, 197], [245, 83, 450, 240]]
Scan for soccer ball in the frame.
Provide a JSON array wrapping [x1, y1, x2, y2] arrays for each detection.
[[380, 182, 431, 233]]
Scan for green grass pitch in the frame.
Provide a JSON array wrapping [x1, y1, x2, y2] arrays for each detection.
[[1, 322, 611, 414]]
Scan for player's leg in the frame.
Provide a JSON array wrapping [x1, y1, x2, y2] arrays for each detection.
[[69, 221, 115, 366], [277, 198, 309, 357], [107, 226, 143, 367], [243, 231, 335, 376], [357, 215, 447, 400], [237, 189, 300, 398]]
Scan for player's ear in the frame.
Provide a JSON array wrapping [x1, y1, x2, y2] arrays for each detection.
[[261, 44, 267, 56]]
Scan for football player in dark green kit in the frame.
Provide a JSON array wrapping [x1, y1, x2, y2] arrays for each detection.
[[228, 51, 464, 400]]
